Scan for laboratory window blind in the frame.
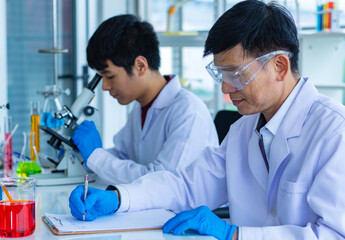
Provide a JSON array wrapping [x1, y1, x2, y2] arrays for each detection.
[[6, 0, 73, 155]]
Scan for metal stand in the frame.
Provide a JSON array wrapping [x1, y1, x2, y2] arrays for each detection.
[[31, 143, 95, 186]]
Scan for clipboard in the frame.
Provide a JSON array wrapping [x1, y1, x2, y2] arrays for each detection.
[[42, 209, 175, 235]]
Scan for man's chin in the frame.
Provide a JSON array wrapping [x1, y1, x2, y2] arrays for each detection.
[[237, 107, 260, 116], [117, 99, 133, 105]]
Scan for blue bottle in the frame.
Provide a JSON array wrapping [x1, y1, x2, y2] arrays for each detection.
[[317, 3, 323, 32]]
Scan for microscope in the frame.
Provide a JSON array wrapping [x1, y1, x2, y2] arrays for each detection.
[[32, 73, 102, 186], [54, 73, 102, 130]]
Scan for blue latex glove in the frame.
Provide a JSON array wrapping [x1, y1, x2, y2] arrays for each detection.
[[41, 112, 65, 128], [69, 185, 119, 221], [163, 206, 238, 240], [58, 147, 64, 160], [72, 120, 102, 166]]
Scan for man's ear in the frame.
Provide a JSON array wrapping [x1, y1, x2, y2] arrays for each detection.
[[274, 54, 290, 81], [134, 56, 149, 76]]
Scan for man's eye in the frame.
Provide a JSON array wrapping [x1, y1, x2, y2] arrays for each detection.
[[106, 76, 114, 80]]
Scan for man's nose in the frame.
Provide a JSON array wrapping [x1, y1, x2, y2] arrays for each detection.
[[102, 79, 110, 91], [221, 81, 237, 94]]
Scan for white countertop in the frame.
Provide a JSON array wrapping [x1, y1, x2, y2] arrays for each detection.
[[0, 176, 215, 240]]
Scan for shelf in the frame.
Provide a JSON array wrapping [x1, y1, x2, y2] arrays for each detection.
[[157, 30, 345, 47], [157, 31, 208, 47], [315, 83, 345, 89], [157, 30, 345, 106], [158, 30, 345, 47], [298, 31, 345, 38]]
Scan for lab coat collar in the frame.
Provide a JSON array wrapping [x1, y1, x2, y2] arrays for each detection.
[[151, 75, 181, 109], [281, 77, 317, 139], [264, 77, 304, 136], [248, 78, 317, 203], [267, 78, 317, 207], [140, 75, 180, 137]]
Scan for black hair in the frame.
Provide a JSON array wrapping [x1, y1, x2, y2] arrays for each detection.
[[204, 0, 299, 75], [87, 14, 160, 74]]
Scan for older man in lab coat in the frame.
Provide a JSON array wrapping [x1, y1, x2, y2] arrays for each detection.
[[71, 14, 218, 185], [69, 1, 345, 239]]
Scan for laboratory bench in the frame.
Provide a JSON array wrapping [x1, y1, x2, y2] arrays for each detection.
[[0, 175, 216, 240]]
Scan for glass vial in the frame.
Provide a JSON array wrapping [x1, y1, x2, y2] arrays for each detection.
[[4, 116, 13, 176], [30, 101, 40, 160]]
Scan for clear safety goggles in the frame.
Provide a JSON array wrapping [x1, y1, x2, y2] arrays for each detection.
[[205, 50, 293, 90]]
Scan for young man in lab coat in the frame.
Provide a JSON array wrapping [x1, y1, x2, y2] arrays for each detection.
[[71, 14, 218, 184], [70, 1, 345, 239]]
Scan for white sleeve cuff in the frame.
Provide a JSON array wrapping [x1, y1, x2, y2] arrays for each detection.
[[115, 184, 130, 212], [86, 148, 104, 170], [240, 226, 263, 240]]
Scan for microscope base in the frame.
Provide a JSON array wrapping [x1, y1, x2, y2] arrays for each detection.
[[31, 172, 96, 186]]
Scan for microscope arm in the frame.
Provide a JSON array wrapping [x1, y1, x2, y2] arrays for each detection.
[[39, 125, 78, 150]]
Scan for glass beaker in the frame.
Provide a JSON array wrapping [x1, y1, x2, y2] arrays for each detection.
[[41, 86, 64, 129], [40, 85, 65, 166], [0, 177, 36, 237], [16, 132, 41, 177]]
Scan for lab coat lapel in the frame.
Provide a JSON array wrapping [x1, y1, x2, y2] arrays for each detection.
[[131, 103, 142, 134], [248, 129, 269, 193], [268, 129, 289, 190], [141, 107, 155, 137]]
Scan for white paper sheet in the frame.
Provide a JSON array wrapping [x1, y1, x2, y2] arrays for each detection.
[[45, 209, 175, 233]]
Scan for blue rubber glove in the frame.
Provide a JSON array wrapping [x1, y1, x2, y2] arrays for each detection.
[[69, 185, 119, 221], [72, 120, 102, 166], [58, 147, 64, 160], [163, 206, 238, 240]]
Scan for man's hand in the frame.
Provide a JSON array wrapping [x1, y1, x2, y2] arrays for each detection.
[[69, 185, 119, 221], [163, 206, 238, 240], [72, 120, 102, 166]]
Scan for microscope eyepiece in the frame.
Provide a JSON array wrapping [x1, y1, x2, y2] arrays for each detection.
[[87, 73, 102, 91]]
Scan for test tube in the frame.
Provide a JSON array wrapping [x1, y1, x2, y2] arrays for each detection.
[[30, 101, 40, 160], [4, 116, 13, 175]]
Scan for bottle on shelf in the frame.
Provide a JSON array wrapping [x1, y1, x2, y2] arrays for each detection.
[[317, 0, 340, 32]]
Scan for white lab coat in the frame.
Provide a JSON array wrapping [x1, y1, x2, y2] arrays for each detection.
[[117, 78, 345, 239], [87, 75, 218, 185]]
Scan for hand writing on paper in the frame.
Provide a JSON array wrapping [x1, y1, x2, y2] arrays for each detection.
[[69, 185, 119, 221]]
